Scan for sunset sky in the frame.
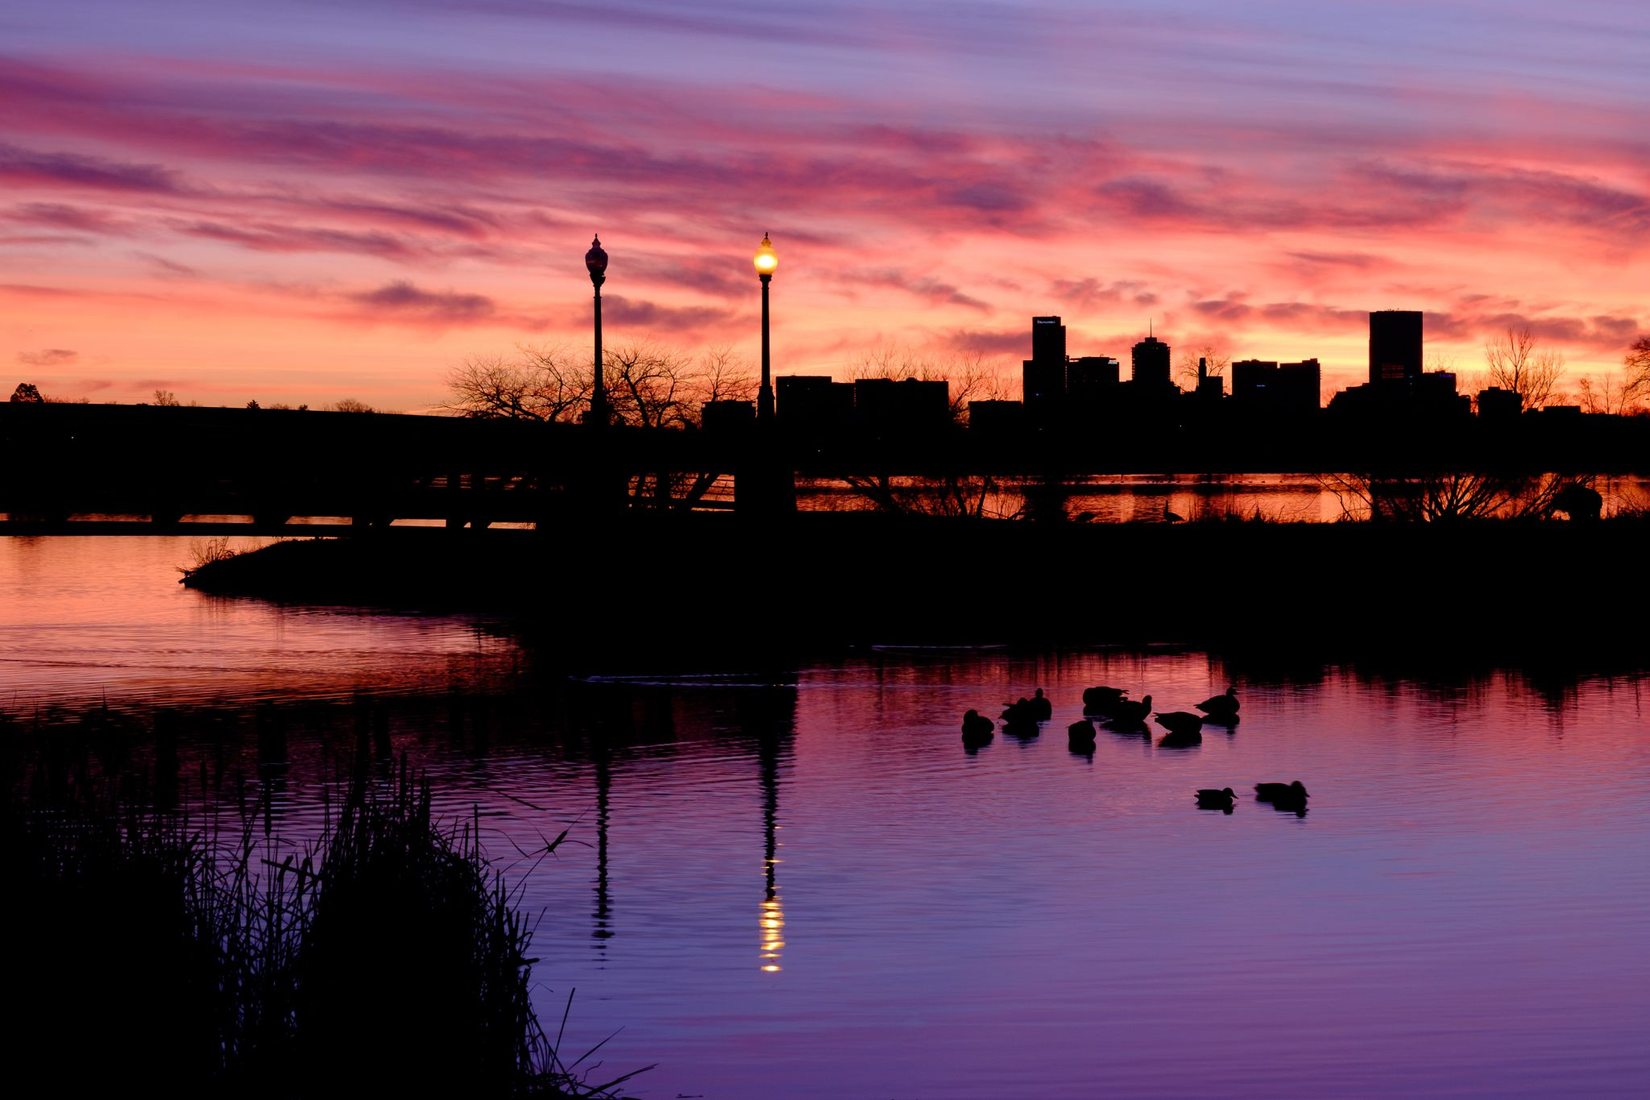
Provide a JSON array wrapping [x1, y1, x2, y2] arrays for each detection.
[[4, 1, 1647, 411]]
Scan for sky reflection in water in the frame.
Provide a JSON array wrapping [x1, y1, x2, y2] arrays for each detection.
[[3, 537, 1648, 1098]]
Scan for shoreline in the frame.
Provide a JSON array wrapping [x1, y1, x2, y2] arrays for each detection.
[[179, 513, 1650, 662]]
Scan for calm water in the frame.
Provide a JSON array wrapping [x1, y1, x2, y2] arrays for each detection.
[[4, 537, 1649, 1098]]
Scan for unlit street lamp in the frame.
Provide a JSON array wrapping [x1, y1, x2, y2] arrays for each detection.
[[586, 234, 608, 426]]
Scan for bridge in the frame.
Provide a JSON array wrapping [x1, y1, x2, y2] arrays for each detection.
[[3, 401, 1644, 535], [0, 402, 767, 534]]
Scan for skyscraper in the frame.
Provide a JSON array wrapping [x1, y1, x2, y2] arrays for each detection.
[[1023, 316, 1067, 403], [1131, 334, 1171, 388], [1369, 310, 1422, 386]]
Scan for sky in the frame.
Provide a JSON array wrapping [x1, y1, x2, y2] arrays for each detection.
[[3, 0, 1647, 411]]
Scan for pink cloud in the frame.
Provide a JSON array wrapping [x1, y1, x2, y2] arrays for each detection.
[[17, 348, 79, 366]]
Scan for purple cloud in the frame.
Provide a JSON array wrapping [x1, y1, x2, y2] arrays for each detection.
[[0, 142, 180, 194], [348, 280, 495, 321]]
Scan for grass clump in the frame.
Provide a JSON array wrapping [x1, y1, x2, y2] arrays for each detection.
[[1, 710, 641, 1097]]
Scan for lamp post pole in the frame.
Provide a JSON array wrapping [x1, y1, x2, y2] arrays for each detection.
[[754, 233, 777, 422], [585, 234, 608, 427]]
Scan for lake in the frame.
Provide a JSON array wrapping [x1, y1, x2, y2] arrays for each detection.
[[3, 536, 1648, 1098]]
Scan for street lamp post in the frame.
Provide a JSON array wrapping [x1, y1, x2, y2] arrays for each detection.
[[754, 233, 777, 421], [585, 234, 608, 427]]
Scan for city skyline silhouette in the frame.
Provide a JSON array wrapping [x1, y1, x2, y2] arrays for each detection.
[[2, 3, 1645, 413]]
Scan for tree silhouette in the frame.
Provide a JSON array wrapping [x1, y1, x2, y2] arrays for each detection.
[[446, 343, 753, 429], [1484, 327, 1563, 410], [1623, 335, 1650, 412], [10, 382, 43, 403], [850, 345, 1008, 425], [1175, 344, 1230, 388]]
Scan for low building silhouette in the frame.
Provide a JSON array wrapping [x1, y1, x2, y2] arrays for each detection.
[[1068, 356, 1121, 399], [1476, 386, 1523, 420], [1231, 358, 1319, 411], [777, 375, 854, 434], [967, 399, 1025, 434], [853, 377, 950, 433]]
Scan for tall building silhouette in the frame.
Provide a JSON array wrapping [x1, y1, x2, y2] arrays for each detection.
[[1369, 310, 1422, 385], [1023, 316, 1067, 403], [1131, 334, 1171, 388]]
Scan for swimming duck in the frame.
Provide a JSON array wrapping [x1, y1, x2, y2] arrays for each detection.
[[1067, 718, 1097, 743], [1109, 694, 1152, 724], [1082, 685, 1129, 714], [1195, 787, 1236, 811], [961, 709, 994, 739], [1254, 780, 1308, 803], [1255, 780, 1309, 814], [1195, 687, 1239, 721], [1154, 711, 1204, 737], [1027, 688, 1053, 721]]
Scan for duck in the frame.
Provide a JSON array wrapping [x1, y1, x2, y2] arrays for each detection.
[[1082, 685, 1129, 714], [1067, 718, 1096, 743], [1254, 780, 1308, 803], [1153, 711, 1204, 737], [1027, 688, 1053, 721], [1255, 780, 1309, 814], [1195, 687, 1239, 722], [1195, 787, 1236, 811], [1109, 694, 1152, 724], [961, 709, 994, 739]]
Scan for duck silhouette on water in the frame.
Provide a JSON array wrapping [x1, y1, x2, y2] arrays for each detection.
[[1082, 685, 1129, 716], [1004, 688, 1052, 722], [1195, 687, 1240, 724], [1001, 689, 1051, 734], [961, 709, 994, 748], [1155, 710, 1204, 748], [1106, 694, 1151, 725], [1255, 780, 1309, 816], [1195, 787, 1236, 813]]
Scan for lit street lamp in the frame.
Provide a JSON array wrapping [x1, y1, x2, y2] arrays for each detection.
[[585, 234, 608, 427], [754, 233, 777, 421]]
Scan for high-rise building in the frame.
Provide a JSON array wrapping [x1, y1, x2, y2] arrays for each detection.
[[1023, 315, 1067, 403], [1369, 310, 1422, 386], [1131, 334, 1171, 388], [1031, 315, 1066, 363]]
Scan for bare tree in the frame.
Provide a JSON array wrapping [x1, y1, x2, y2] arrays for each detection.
[[446, 345, 592, 422], [1321, 469, 1592, 523], [152, 389, 181, 406], [1175, 344, 1230, 389], [1576, 374, 1644, 416], [1620, 335, 1650, 413], [10, 382, 44, 403], [331, 398, 376, 414], [697, 345, 759, 405], [1484, 327, 1564, 410], [447, 342, 756, 430], [850, 345, 1010, 425]]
